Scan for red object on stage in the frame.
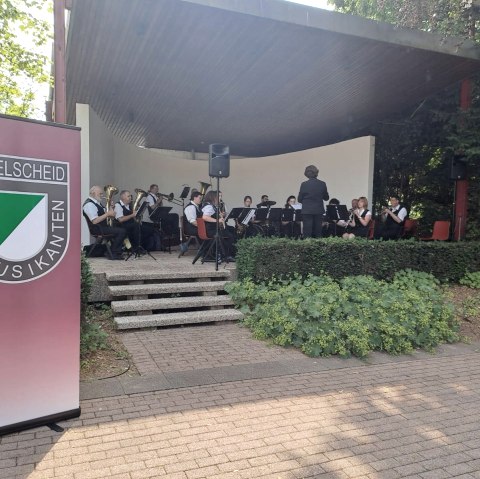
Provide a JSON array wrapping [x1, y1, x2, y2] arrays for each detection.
[[454, 180, 468, 241]]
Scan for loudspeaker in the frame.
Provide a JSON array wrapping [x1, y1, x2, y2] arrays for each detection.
[[209, 144, 230, 178], [450, 157, 467, 180]]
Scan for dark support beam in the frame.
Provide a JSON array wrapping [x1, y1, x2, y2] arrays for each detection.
[[454, 78, 471, 241], [53, 0, 66, 124]]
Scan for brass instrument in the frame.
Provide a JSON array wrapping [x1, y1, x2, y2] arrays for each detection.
[[236, 222, 247, 237], [198, 181, 211, 197], [104, 185, 118, 226], [132, 188, 147, 222], [158, 192, 183, 206], [124, 237, 132, 250]]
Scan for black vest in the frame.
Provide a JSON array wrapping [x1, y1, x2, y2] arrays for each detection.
[[117, 201, 135, 225], [184, 202, 202, 219], [203, 202, 218, 220], [354, 209, 369, 227], [84, 199, 106, 234], [386, 205, 405, 226]]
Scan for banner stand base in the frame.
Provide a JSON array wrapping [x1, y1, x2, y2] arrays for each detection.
[[0, 408, 81, 437]]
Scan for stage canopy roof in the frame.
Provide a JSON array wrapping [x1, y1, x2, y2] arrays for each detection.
[[66, 0, 480, 157]]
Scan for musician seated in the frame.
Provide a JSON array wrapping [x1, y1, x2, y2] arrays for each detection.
[[184, 191, 203, 236], [281, 195, 301, 238], [324, 198, 342, 237], [114, 190, 140, 250], [257, 194, 270, 208], [218, 190, 237, 239], [202, 190, 235, 261], [142, 184, 162, 251], [83, 185, 126, 260], [343, 196, 372, 239], [374, 196, 408, 240]]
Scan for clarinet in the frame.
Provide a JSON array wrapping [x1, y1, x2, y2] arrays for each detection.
[[218, 201, 226, 229]]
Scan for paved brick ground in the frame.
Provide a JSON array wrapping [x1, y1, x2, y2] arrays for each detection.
[[120, 323, 305, 375], [2, 351, 480, 479]]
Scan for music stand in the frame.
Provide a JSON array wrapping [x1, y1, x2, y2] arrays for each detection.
[[267, 208, 282, 222], [136, 201, 148, 222], [326, 204, 349, 236], [326, 204, 349, 221], [178, 187, 190, 245], [179, 186, 190, 199], [125, 202, 157, 261], [149, 206, 173, 222], [281, 208, 294, 237], [149, 206, 173, 252], [254, 208, 269, 222], [281, 209, 294, 222], [226, 207, 243, 222]]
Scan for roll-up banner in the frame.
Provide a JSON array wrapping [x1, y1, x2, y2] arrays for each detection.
[[0, 114, 81, 435]]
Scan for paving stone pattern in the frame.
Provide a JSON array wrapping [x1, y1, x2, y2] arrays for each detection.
[[2, 352, 480, 479], [121, 323, 306, 374]]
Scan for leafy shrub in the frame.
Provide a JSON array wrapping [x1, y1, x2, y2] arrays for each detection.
[[80, 253, 108, 358], [460, 296, 480, 322], [80, 313, 108, 358], [226, 270, 458, 358], [81, 252, 93, 318], [460, 271, 480, 289], [235, 237, 480, 283]]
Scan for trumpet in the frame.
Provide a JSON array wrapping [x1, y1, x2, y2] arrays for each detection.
[[104, 184, 118, 226]]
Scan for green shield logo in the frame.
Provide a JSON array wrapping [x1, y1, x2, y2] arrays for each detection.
[[0, 155, 69, 283], [0, 192, 48, 261]]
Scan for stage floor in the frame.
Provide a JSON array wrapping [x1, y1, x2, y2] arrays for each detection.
[[87, 248, 237, 277]]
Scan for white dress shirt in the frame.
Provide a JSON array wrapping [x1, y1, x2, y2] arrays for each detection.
[[83, 197, 104, 222], [115, 200, 131, 220]]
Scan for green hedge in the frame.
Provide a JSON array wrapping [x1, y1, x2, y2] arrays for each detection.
[[235, 237, 480, 283]]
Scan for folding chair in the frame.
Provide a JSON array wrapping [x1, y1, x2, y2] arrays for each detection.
[[178, 216, 200, 258], [82, 212, 115, 259], [192, 218, 214, 264], [419, 220, 450, 241], [402, 219, 418, 239], [368, 219, 375, 240]]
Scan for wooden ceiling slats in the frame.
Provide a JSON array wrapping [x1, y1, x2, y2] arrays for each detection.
[[66, 0, 480, 157]]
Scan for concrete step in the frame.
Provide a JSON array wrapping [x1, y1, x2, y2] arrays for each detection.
[[109, 280, 229, 297], [106, 270, 231, 282], [112, 295, 233, 313], [115, 308, 244, 329]]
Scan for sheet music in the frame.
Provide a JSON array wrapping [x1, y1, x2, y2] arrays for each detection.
[[242, 209, 256, 225]]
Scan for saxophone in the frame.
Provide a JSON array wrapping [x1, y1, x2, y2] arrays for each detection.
[[104, 185, 118, 226]]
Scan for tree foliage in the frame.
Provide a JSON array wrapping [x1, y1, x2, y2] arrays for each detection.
[[328, 0, 480, 239], [328, 0, 473, 36], [0, 0, 51, 117]]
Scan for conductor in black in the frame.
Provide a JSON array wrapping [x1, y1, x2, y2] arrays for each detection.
[[298, 165, 329, 238]]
